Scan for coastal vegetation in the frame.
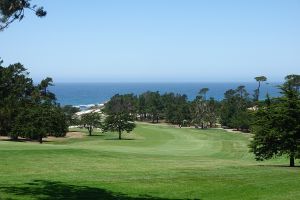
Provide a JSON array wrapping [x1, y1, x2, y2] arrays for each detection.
[[0, 61, 68, 143]]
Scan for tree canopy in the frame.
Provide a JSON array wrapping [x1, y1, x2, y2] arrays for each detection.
[[0, 0, 46, 31], [81, 112, 102, 136], [250, 80, 300, 167], [103, 94, 136, 140], [0, 61, 68, 143]]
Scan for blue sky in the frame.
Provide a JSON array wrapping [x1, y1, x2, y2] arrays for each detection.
[[0, 0, 299, 82]]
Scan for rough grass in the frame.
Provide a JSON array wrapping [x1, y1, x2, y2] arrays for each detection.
[[0, 123, 299, 200]]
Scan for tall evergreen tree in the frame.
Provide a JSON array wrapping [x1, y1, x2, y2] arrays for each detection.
[[254, 76, 267, 101], [250, 83, 300, 167]]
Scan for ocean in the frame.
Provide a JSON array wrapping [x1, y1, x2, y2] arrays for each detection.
[[50, 82, 281, 107]]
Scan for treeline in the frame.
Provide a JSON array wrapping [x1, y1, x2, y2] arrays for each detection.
[[103, 84, 258, 130], [0, 61, 68, 143]]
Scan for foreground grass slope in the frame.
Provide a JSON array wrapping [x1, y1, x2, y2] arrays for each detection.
[[0, 124, 299, 200]]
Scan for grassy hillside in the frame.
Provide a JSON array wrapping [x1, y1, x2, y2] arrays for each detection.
[[0, 123, 299, 200]]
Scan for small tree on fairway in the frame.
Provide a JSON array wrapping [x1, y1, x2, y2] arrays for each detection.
[[81, 112, 102, 136], [103, 113, 136, 140], [103, 94, 136, 139]]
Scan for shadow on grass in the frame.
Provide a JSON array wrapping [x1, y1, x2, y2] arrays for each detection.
[[0, 180, 200, 200], [104, 138, 136, 141], [257, 164, 300, 168], [0, 137, 31, 142], [87, 134, 106, 137], [0, 138, 50, 144]]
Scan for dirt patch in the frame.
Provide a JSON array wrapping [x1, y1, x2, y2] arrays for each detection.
[[65, 132, 85, 138], [0, 136, 10, 141], [45, 132, 85, 142]]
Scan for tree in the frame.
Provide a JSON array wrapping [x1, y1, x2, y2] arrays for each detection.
[[103, 113, 136, 140], [284, 74, 300, 92], [254, 76, 267, 101], [10, 104, 68, 143], [144, 91, 163, 123], [206, 97, 219, 128], [137, 94, 147, 121], [162, 93, 191, 127], [199, 88, 209, 100], [250, 84, 300, 167], [0, 61, 68, 142], [0, 62, 34, 135], [220, 86, 252, 130], [103, 94, 136, 139], [104, 94, 137, 115], [81, 112, 102, 136], [0, 0, 46, 31], [61, 105, 80, 126], [192, 88, 210, 129]]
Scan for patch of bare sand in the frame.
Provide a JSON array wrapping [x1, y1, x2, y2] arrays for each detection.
[[0, 135, 10, 141], [45, 132, 85, 141]]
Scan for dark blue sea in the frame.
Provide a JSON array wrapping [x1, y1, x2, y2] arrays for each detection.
[[50, 82, 281, 106]]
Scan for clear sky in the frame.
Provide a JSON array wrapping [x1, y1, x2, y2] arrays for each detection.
[[0, 0, 299, 82]]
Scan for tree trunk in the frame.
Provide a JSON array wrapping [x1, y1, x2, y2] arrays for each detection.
[[118, 130, 122, 140], [290, 155, 295, 167], [39, 135, 43, 144], [257, 82, 261, 101], [88, 126, 92, 136], [11, 135, 18, 141], [156, 116, 159, 123]]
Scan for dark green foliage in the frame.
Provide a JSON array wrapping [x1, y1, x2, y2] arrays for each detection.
[[144, 91, 163, 123], [81, 112, 102, 136], [250, 80, 300, 167], [103, 94, 136, 139], [220, 86, 252, 130], [10, 105, 68, 143], [0, 63, 34, 135], [162, 93, 191, 127], [103, 113, 136, 140], [191, 88, 220, 129], [105, 94, 137, 115], [137, 94, 147, 121], [284, 74, 300, 92], [0, 0, 46, 31], [206, 97, 220, 128], [61, 105, 80, 126], [0, 61, 68, 142]]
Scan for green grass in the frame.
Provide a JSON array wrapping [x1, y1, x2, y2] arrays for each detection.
[[0, 123, 299, 200]]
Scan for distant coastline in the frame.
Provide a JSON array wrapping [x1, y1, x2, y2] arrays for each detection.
[[50, 82, 281, 106]]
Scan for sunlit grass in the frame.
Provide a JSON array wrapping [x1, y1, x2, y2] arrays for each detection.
[[0, 123, 299, 200]]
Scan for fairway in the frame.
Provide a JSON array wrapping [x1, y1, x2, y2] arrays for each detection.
[[0, 124, 299, 200]]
